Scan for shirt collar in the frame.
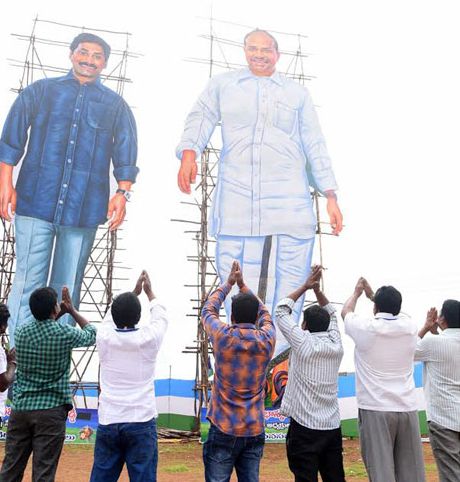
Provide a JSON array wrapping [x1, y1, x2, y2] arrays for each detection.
[[36, 318, 55, 324], [237, 67, 284, 86], [57, 69, 104, 90], [115, 327, 139, 332], [374, 312, 398, 320], [442, 328, 460, 335], [233, 322, 256, 330]]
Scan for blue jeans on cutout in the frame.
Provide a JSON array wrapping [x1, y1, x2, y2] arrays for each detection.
[[90, 418, 158, 482], [7, 215, 97, 346], [203, 423, 265, 482]]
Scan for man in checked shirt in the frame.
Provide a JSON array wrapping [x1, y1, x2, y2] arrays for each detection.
[[0, 286, 96, 481], [201, 260, 276, 482], [275, 265, 345, 482]]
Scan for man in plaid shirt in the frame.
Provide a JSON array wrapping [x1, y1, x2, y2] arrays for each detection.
[[202, 260, 276, 481], [0, 286, 96, 481]]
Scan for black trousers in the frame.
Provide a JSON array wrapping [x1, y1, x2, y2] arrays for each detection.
[[0, 405, 68, 482], [286, 418, 346, 482]]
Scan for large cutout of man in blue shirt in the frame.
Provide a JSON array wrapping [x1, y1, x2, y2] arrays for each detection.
[[177, 30, 342, 356], [0, 33, 138, 345]]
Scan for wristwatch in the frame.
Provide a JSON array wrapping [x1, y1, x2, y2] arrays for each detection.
[[116, 189, 132, 201]]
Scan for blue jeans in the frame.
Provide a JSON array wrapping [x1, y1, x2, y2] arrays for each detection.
[[7, 215, 97, 346], [203, 424, 265, 482], [90, 418, 158, 482]]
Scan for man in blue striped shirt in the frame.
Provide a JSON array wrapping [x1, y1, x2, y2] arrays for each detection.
[[275, 265, 345, 482], [415, 300, 460, 482]]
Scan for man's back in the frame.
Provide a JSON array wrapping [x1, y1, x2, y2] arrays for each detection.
[[96, 300, 168, 425], [14, 319, 96, 410], [212, 323, 273, 431], [277, 301, 344, 429], [345, 312, 418, 411], [202, 282, 275, 437], [415, 329, 460, 431]]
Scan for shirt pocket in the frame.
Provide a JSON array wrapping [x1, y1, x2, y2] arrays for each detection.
[[273, 101, 298, 136], [86, 101, 114, 130]]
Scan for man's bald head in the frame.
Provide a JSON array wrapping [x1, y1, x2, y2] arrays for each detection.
[[243, 29, 280, 77], [244, 29, 279, 52]]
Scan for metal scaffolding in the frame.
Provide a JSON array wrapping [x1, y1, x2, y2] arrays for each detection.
[[0, 16, 140, 407]]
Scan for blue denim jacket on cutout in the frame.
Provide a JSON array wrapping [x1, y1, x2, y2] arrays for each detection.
[[0, 70, 138, 228]]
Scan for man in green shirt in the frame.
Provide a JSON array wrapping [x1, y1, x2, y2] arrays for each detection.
[[0, 286, 96, 481]]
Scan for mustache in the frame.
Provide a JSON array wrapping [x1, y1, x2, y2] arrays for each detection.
[[78, 62, 97, 69]]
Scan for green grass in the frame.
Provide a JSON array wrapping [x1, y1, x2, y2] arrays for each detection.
[[162, 464, 190, 473], [345, 463, 368, 478], [424, 463, 438, 473]]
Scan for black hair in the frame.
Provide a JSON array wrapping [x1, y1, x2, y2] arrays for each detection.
[[231, 292, 259, 324], [29, 287, 58, 321], [302, 305, 330, 333], [441, 299, 460, 328], [111, 292, 141, 328], [70, 33, 111, 60], [374, 286, 402, 316], [0, 303, 9, 327]]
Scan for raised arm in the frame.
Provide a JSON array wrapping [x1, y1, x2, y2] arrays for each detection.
[[275, 266, 322, 349], [418, 307, 439, 339], [59, 287, 96, 348], [341, 277, 369, 319], [229, 260, 273, 340], [414, 308, 438, 362], [143, 271, 168, 349], [201, 261, 240, 339], [0, 348, 16, 392]]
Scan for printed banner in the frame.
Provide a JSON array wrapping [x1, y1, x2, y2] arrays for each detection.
[[0, 404, 99, 444]]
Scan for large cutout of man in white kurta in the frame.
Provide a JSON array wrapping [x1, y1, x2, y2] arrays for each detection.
[[177, 30, 343, 356]]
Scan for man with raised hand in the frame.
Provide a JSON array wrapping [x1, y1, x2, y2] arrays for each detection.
[[0, 286, 96, 481], [0, 32, 138, 345], [201, 260, 275, 481], [342, 278, 425, 482], [275, 265, 345, 481], [415, 300, 460, 482], [90, 270, 168, 482], [177, 29, 342, 356]]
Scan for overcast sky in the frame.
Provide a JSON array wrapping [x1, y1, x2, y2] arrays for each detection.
[[1, 0, 460, 377]]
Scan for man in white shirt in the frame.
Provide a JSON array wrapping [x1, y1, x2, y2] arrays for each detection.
[[275, 265, 345, 481], [90, 271, 168, 482], [0, 303, 16, 422], [415, 300, 460, 482], [342, 278, 425, 482]]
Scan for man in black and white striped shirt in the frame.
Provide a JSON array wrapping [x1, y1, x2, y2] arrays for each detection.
[[415, 300, 460, 482], [275, 265, 345, 482]]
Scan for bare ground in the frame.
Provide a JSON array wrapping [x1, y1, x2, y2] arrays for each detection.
[[0, 439, 439, 481]]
